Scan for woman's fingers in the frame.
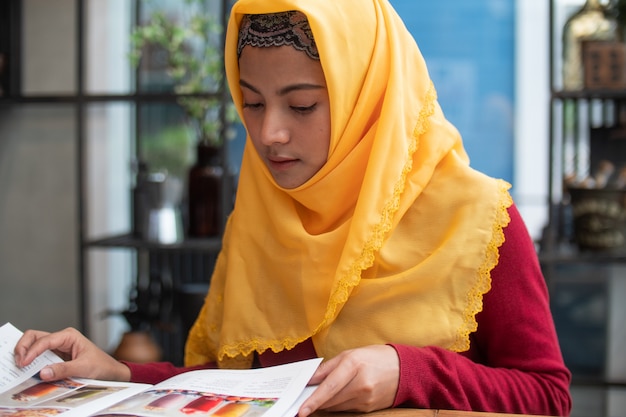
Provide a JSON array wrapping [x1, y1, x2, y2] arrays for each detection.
[[14, 329, 56, 367], [299, 345, 399, 417], [14, 327, 131, 382]]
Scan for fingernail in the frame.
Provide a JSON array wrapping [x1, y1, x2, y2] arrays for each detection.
[[40, 367, 53, 380], [300, 407, 310, 417]]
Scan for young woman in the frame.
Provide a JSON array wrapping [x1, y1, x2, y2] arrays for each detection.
[[15, 1, 572, 415]]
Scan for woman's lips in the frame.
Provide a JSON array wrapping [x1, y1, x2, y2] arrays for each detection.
[[267, 156, 298, 171]]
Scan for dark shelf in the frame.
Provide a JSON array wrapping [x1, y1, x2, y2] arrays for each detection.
[[86, 233, 222, 252], [571, 375, 626, 388], [551, 89, 626, 100], [539, 244, 626, 264], [0, 91, 223, 105]]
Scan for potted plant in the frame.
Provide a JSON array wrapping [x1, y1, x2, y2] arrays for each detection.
[[130, 0, 238, 237]]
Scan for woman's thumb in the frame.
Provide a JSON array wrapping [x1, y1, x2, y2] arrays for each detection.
[[38, 362, 74, 381]]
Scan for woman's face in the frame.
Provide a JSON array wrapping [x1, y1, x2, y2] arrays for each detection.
[[238, 45, 331, 189]]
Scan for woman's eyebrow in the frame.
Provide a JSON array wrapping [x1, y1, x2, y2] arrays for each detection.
[[277, 83, 325, 96], [239, 78, 325, 96], [239, 79, 260, 94]]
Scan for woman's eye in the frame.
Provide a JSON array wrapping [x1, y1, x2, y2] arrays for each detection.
[[243, 102, 263, 110], [291, 104, 317, 114]]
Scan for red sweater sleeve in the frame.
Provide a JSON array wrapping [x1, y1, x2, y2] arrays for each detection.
[[390, 204, 572, 416], [124, 361, 215, 384]]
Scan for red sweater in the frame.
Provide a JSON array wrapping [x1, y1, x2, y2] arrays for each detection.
[[126, 204, 572, 416]]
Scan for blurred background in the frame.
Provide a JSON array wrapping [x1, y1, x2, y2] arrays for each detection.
[[1, 1, 625, 415]]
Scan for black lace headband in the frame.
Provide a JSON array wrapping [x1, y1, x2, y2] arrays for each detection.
[[237, 11, 319, 60]]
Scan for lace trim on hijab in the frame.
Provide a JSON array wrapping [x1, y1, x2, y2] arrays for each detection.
[[314, 82, 439, 336], [449, 179, 512, 352], [237, 11, 319, 60]]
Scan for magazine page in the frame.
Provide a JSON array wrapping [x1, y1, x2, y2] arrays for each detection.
[[0, 322, 150, 417], [282, 385, 319, 417], [0, 322, 63, 392], [90, 358, 323, 417]]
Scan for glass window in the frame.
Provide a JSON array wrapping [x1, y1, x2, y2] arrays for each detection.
[[138, 102, 194, 180], [85, 102, 133, 239], [85, 0, 133, 95]]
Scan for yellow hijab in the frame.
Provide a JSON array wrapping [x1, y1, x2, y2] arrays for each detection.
[[185, 0, 512, 368]]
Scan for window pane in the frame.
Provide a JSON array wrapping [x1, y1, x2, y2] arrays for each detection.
[[135, 0, 224, 94], [138, 102, 194, 182], [85, 102, 133, 239], [22, 0, 76, 95], [85, 0, 135, 95]]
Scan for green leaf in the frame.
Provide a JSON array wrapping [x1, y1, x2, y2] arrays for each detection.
[[129, 0, 235, 144]]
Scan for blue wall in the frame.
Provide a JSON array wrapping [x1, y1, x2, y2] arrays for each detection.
[[391, 0, 515, 183]]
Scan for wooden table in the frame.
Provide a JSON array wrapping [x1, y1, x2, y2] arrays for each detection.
[[312, 410, 549, 417]]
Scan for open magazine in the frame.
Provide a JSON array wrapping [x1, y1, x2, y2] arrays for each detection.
[[0, 323, 322, 417]]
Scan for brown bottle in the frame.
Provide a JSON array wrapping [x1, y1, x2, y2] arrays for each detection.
[[187, 142, 223, 237]]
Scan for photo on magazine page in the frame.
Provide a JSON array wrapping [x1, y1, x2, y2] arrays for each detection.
[[91, 388, 276, 417], [0, 373, 125, 416]]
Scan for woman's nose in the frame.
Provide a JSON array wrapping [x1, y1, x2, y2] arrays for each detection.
[[259, 111, 289, 146]]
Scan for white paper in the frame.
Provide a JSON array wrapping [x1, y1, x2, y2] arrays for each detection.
[[0, 322, 63, 393], [0, 322, 150, 416], [0, 322, 322, 417]]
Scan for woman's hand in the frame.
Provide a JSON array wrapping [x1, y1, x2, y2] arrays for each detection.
[[298, 344, 400, 417], [14, 327, 131, 382]]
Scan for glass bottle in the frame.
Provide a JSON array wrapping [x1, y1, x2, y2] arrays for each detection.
[[187, 141, 223, 237], [562, 0, 618, 90], [131, 160, 149, 239]]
